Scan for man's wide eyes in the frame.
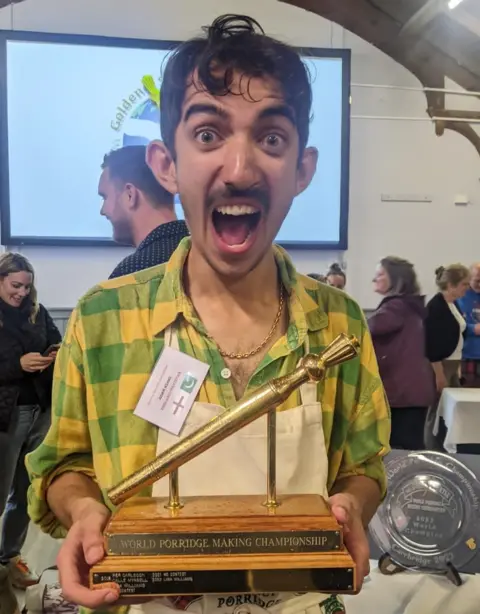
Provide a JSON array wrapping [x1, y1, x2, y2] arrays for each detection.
[[192, 128, 288, 151], [195, 130, 216, 144]]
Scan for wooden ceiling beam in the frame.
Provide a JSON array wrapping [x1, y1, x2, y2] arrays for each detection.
[[399, 0, 445, 38], [434, 120, 480, 156], [434, 109, 480, 120], [0, 0, 24, 8], [280, 0, 480, 156]]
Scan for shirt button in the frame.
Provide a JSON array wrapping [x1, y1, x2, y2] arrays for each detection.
[[221, 368, 232, 380]]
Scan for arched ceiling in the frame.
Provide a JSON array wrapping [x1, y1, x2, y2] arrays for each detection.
[[281, 0, 480, 154]]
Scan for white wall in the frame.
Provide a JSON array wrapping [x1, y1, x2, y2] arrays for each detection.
[[1, 0, 479, 309]]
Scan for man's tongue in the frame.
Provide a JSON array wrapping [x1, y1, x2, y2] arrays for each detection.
[[215, 214, 251, 246]]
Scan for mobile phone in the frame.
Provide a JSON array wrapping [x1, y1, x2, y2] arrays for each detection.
[[43, 344, 60, 357]]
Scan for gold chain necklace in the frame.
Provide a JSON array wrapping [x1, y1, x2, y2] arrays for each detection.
[[217, 287, 285, 360]]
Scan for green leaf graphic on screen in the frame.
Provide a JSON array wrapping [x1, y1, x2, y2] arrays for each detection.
[[181, 373, 198, 393]]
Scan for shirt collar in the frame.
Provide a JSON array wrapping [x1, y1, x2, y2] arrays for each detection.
[[137, 220, 189, 251], [273, 244, 329, 352], [150, 238, 328, 341]]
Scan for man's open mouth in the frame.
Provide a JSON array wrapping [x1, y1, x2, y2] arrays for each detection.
[[211, 204, 262, 247]]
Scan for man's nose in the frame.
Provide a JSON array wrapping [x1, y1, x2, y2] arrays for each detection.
[[220, 136, 260, 189]]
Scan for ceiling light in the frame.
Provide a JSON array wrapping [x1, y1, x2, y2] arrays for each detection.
[[448, 0, 465, 9]]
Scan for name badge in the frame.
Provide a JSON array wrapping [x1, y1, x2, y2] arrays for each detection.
[[134, 346, 209, 435]]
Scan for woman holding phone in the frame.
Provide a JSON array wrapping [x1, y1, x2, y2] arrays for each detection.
[[0, 253, 60, 593]]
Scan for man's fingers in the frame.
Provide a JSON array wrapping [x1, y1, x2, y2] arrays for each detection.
[[83, 531, 106, 566], [351, 542, 370, 578], [63, 583, 118, 609], [330, 494, 370, 592], [344, 529, 370, 590], [58, 524, 117, 608], [59, 557, 119, 608], [330, 503, 350, 526]]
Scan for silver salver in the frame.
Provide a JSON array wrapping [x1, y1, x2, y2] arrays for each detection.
[[370, 452, 480, 572]]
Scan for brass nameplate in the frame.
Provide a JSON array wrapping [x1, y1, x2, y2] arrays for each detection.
[[91, 567, 355, 595], [106, 530, 341, 556]]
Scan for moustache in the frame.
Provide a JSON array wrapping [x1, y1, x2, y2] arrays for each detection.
[[207, 185, 270, 212]]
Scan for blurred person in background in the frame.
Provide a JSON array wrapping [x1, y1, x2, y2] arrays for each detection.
[[369, 256, 435, 450], [99, 146, 189, 278], [0, 253, 61, 606], [325, 263, 346, 290], [424, 264, 469, 450], [457, 263, 480, 387]]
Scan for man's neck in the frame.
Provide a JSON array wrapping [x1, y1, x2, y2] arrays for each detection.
[[185, 246, 280, 310], [132, 208, 178, 247]]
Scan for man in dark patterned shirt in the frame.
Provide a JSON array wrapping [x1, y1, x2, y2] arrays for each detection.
[[98, 145, 189, 279]]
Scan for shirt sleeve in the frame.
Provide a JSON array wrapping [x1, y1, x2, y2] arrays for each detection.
[[26, 308, 97, 538], [335, 312, 391, 499], [368, 300, 405, 337]]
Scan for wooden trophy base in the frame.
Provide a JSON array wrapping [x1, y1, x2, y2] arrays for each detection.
[[90, 494, 355, 596]]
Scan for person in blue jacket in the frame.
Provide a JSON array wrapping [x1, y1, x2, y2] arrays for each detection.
[[457, 263, 480, 387]]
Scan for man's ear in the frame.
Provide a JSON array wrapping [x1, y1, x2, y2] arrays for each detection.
[[295, 146, 318, 197], [146, 140, 178, 195], [124, 183, 139, 210]]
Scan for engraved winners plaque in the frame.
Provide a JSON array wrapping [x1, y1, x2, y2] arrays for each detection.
[[370, 452, 480, 576], [90, 334, 360, 597]]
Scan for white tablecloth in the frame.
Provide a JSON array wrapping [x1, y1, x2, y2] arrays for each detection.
[[345, 562, 480, 614], [434, 388, 480, 452]]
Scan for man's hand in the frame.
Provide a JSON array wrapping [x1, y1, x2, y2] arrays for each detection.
[[329, 492, 370, 592], [57, 499, 119, 608], [20, 352, 54, 373]]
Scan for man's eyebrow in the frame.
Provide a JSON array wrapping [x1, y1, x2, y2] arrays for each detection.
[[183, 103, 229, 123], [258, 105, 296, 126]]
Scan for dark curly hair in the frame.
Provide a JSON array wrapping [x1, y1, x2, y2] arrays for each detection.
[[160, 14, 312, 163]]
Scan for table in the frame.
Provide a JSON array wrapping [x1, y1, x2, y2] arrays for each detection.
[[344, 561, 480, 614], [434, 388, 480, 453]]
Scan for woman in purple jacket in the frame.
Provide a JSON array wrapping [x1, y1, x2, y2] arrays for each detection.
[[369, 257, 435, 450]]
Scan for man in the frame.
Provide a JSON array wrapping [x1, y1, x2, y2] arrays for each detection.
[[99, 145, 189, 278], [26, 15, 390, 614], [458, 263, 480, 387]]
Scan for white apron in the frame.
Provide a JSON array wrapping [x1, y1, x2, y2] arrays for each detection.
[[134, 328, 345, 614]]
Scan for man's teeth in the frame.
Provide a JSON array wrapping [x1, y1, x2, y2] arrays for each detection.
[[215, 204, 257, 216]]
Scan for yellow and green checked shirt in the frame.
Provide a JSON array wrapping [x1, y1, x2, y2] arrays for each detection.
[[27, 237, 390, 539]]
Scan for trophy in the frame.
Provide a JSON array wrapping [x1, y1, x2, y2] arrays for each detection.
[[90, 334, 360, 597], [370, 451, 480, 586]]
